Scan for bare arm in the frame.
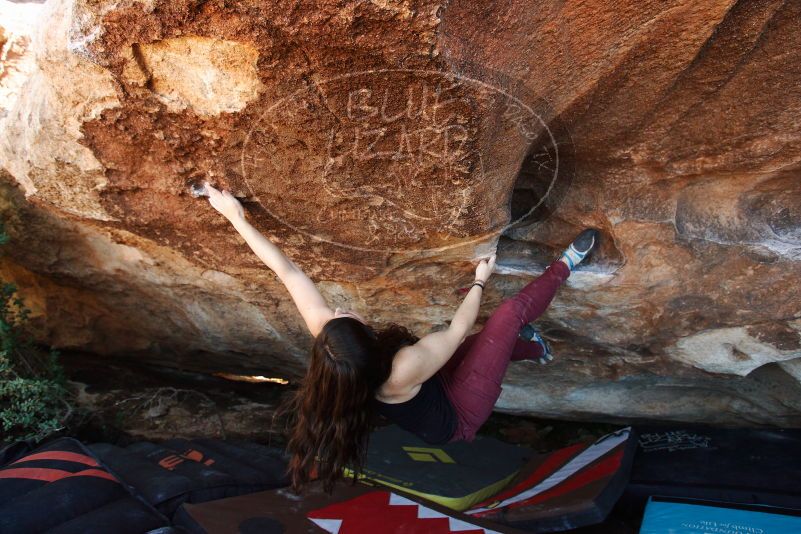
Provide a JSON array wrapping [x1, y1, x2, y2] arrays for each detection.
[[205, 183, 334, 337], [230, 216, 334, 336], [386, 255, 496, 394]]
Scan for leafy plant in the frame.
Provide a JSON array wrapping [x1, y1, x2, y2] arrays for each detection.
[[0, 220, 72, 444]]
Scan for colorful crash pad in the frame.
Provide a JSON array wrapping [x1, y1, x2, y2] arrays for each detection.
[[0, 429, 634, 533], [622, 426, 801, 513], [178, 428, 634, 533], [466, 428, 635, 532], [176, 480, 522, 534], [639, 496, 801, 534], [346, 424, 533, 511], [0, 437, 170, 534], [88, 437, 289, 516]]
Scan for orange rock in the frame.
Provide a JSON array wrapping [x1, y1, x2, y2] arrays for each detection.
[[0, 0, 799, 424]]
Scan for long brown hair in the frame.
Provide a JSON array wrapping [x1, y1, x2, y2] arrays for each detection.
[[274, 317, 418, 493]]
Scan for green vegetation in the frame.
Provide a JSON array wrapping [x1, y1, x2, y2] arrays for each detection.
[[0, 221, 72, 443]]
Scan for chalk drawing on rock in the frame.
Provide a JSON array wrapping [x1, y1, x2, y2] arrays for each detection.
[[241, 69, 565, 253]]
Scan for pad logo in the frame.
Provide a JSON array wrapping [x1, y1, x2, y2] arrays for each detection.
[[402, 447, 455, 464], [157, 449, 216, 471]]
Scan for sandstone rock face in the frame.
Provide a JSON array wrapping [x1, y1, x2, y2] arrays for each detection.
[[1, 0, 800, 425], [127, 37, 264, 117]]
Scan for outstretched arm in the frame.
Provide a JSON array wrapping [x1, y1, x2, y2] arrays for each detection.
[[205, 183, 334, 337], [384, 255, 496, 395]]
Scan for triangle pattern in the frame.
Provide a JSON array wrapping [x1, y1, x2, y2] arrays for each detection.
[[449, 517, 498, 533], [388, 493, 416, 507], [416, 504, 445, 519], [308, 518, 343, 533], [309, 490, 493, 533]]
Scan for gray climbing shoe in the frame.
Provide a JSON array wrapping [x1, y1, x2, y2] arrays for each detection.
[[519, 323, 554, 364], [560, 228, 599, 270]]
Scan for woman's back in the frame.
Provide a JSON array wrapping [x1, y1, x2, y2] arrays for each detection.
[[373, 373, 457, 444]]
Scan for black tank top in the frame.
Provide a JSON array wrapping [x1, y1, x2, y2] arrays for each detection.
[[373, 373, 457, 445]]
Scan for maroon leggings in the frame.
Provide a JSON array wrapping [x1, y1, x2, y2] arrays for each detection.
[[437, 259, 570, 442]]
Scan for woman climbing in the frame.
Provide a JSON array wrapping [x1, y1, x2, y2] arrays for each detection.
[[203, 181, 598, 493]]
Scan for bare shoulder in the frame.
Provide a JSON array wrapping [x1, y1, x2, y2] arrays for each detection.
[[374, 345, 422, 403]]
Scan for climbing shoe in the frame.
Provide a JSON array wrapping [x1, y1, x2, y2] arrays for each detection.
[[560, 228, 599, 271], [519, 323, 554, 364]]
